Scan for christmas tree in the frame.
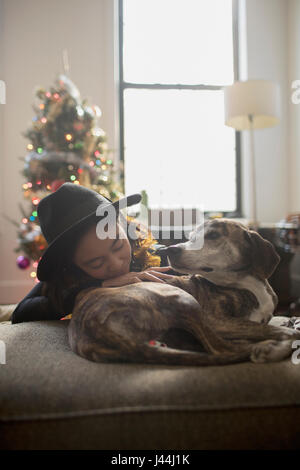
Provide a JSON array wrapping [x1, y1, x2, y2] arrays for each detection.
[[8, 74, 125, 281]]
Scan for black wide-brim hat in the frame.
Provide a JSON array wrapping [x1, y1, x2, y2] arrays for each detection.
[[36, 182, 142, 281]]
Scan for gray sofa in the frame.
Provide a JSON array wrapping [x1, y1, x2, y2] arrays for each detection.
[[1, 311, 300, 450]]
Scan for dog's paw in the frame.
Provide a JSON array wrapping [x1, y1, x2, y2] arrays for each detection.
[[288, 316, 300, 331], [274, 325, 300, 340], [250, 339, 294, 363]]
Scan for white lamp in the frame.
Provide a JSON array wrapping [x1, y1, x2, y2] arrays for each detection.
[[224, 79, 280, 230]]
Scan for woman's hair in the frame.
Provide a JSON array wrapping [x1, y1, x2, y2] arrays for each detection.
[[41, 211, 161, 316]]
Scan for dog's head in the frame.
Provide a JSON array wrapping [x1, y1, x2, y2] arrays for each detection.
[[157, 218, 280, 282]]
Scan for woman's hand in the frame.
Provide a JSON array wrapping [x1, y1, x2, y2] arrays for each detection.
[[101, 266, 175, 288]]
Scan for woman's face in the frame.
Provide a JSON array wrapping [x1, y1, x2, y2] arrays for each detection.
[[72, 221, 132, 280]]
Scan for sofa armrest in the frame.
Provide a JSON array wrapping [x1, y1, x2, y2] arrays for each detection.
[[0, 305, 17, 322]]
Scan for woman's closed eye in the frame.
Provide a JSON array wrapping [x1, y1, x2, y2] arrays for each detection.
[[90, 240, 123, 269]]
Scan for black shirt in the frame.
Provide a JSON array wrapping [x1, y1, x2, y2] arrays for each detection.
[[11, 245, 173, 324]]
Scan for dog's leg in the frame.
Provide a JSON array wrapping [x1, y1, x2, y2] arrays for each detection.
[[174, 308, 243, 355], [68, 291, 252, 365], [250, 339, 296, 363], [137, 342, 252, 366], [208, 317, 300, 363], [212, 316, 300, 343], [75, 328, 296, 366], [69, 321, 252, 366]]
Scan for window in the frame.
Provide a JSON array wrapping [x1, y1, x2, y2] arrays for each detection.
[[119, 0, 240, 216]]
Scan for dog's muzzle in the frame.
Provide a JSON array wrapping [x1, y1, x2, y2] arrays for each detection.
[[156, 246, 213, 274], [155, 246, 181, 256], [155, 246, 183, 269]]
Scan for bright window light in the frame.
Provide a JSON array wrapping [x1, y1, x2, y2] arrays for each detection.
[[121, 0, 238, 213]]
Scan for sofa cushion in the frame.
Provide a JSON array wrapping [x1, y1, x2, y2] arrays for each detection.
[[1, 320, 300, 449]]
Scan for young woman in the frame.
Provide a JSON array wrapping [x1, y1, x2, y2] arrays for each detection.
[[11, 183, 178, 323]]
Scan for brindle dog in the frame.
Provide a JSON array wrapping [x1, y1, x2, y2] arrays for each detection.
[[68, 219, 300, 366]]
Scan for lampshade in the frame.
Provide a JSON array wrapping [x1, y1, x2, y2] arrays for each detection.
[[224, 79, 280, 130]]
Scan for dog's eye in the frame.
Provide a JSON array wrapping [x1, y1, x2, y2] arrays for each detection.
[[206, 231, 220, 240]]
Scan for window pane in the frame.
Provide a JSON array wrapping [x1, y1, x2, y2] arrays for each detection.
[[123, 89, 236, 212], [123, 0, 234, 85]]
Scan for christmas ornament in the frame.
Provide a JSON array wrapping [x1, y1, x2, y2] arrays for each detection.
[[17, 256, 30, 269]]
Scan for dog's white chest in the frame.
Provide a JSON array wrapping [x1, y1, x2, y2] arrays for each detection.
[[236, 276, 274, 323]]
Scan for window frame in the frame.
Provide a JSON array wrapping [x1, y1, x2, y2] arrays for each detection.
[[118, 0, 242, 218]]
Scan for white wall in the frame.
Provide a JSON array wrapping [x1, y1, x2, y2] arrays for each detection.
[[240, 0, 289, 223], [0, 0, 118, 303], [288, 0, 300, 294], [288, 0, 300, 213], [242, 0, 300, 295], [0, 1, 6, 299]]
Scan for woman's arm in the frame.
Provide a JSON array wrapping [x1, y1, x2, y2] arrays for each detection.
[[10, 282, 61, 323], [11, 244, 177, 323]]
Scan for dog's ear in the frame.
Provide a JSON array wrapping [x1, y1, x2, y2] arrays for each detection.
[[245, 230, 280, 280]]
